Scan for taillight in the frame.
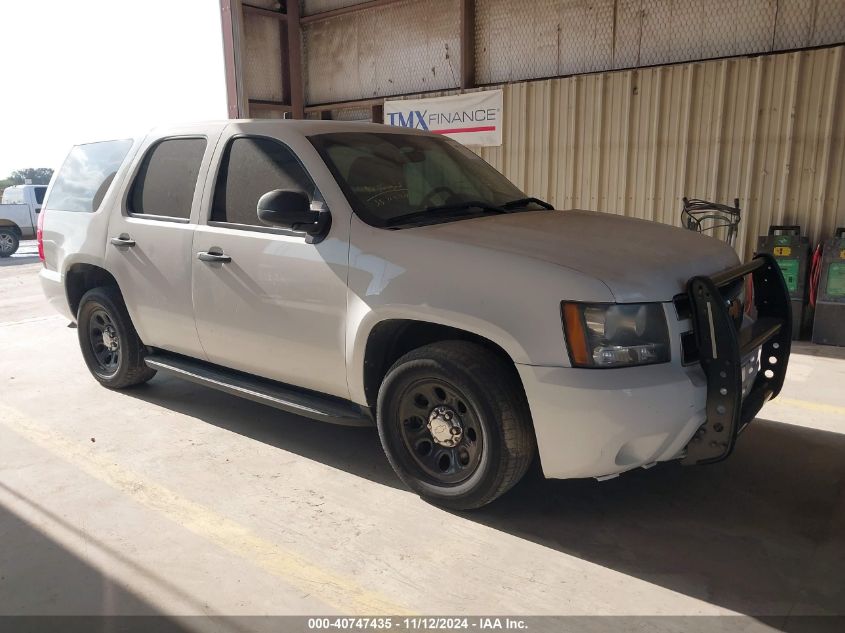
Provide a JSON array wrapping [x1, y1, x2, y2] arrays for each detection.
[[36, 208, 46, 261]]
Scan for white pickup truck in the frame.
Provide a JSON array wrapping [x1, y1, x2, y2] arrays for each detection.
[[38, 121, 793, 509], [0, 184, 47, 256]]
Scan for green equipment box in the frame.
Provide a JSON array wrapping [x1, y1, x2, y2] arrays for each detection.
[[757, 225, 810, 339], [812, 228, 845, 346]]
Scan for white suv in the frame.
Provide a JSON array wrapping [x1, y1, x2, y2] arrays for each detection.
[[38, 120, 792, 509]]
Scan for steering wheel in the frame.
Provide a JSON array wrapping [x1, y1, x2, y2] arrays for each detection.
[[419, 186, 457, 208]]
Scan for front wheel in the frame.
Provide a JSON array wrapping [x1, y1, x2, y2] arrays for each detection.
[[77, 286, 156, 389], [0, 230, 19, 257], [376, 341, 536, 510]]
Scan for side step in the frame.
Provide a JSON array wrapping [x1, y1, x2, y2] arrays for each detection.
[[144, 352, 373, 427]]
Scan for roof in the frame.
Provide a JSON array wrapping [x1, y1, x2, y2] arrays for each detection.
[[67, 119, 427, 148], [148, 118, 426, 138]]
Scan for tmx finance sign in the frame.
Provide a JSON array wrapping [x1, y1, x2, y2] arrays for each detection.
[[384, 89, 503, 147]]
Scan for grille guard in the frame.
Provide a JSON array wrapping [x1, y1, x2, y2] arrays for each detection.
[[683, 253, 792, 465]]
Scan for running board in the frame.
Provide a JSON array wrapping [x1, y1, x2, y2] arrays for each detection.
[[144, 352, 373, 427]]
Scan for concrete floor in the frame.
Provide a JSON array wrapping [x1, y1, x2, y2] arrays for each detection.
[[1, 242, 844, 622]]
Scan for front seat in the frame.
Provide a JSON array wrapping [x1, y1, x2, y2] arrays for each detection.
[[346, 155, 409, 206]]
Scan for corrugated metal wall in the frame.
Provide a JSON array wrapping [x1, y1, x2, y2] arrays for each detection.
[[472, 46, 845, 259]]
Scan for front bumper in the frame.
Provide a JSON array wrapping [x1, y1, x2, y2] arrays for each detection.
[[519, 253, 792, 480], [517, 361, 710, 479]]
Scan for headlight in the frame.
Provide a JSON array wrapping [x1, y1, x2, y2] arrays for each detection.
[[561, 302, 670, 368]]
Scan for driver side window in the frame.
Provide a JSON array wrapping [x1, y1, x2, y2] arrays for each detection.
[[211, 136, 317, 228]]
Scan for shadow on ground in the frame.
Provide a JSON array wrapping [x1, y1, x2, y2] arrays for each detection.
[[791, 340, 845, 361], [0, 484, 192, 628], [0, 241, 39, 267], [0, 254, 39, 268], [126, 374, 845, 617]]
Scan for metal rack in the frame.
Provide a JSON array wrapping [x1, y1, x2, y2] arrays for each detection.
[[682, 197, 742, 247]]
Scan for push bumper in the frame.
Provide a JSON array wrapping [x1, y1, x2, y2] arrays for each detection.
[[519, 253, 792, 480], [681, 252, 791, 464]]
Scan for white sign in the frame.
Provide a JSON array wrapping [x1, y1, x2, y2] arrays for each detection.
[[383, 89, 503, 147]]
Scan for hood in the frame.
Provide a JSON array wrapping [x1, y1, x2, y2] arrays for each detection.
[[410, 209, 741, 302]]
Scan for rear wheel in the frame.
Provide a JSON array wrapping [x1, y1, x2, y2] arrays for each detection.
[[0, 230, 19, 257], [376, 341, 536, 510], [77, 286, 156, 389]]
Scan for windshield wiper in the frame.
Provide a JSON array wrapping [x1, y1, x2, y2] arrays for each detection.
[[501, 197, 554, 211], [385, 201, 505, 227]]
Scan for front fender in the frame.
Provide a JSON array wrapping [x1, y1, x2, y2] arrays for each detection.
[[345, 216, 615, 404], [345, 301, 531, 404]]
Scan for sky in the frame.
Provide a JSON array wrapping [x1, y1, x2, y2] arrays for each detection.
[[0, 0, 228, 177]]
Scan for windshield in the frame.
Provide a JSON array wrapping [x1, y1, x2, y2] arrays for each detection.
[[309, 132, 530, 227]]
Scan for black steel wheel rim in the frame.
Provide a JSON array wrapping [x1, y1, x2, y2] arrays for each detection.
[[88, 308, 120, 375], [397, 378, 484, 485]]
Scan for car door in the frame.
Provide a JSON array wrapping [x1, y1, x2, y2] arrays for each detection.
[[106, 131, 220, 358], [191, 132, 350, 399]]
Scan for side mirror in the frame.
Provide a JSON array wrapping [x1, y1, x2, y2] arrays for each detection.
[[257, 189, 331, 242]]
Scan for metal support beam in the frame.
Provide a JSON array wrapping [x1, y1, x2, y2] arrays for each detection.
[[220, 0, 241, 118], [304, 97, 386, 114], [248, 99, 292, 113], [242, 3, 287, 20], [286, 0, 305, 119], [460, 0, 475, 90], [300, 0, 406, 24], [279, 16, 291, 105]]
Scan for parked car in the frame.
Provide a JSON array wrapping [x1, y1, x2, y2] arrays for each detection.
[[0, 183, 47, 256], [38, 121, 792, 509]]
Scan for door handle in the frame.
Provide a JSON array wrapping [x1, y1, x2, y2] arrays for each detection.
[[197, 251, 232, 263], [110, 235, 136, 247]]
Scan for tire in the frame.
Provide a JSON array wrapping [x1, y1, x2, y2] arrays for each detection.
[[77, 286, 156, 389], [0, 230, 19, 257], [376, 341, 536, 510]]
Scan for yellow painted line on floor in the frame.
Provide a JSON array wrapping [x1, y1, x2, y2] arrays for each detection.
[[774, 397, 845, 417], [0, 314, 64, 328], [0, 403, 412, 615]]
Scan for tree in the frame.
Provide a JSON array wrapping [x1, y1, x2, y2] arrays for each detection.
[[0, 177, 15, 198], [8, 167, 54, 185]]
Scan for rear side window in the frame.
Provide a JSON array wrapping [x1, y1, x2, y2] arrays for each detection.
[[130, 138, 207, 220], [211, 136, 316, 227], [46, 139, 133, 212], [34, 187, 47, 204]]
